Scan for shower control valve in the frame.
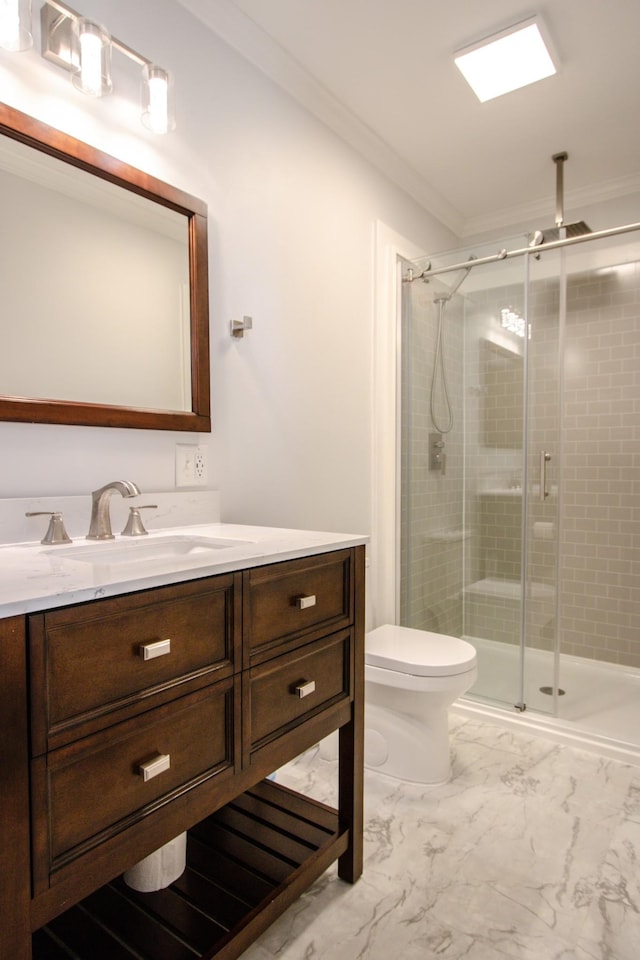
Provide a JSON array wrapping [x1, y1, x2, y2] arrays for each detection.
[[429, 432, 445, 471]]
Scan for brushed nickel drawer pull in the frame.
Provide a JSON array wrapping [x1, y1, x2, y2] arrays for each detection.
[[295, 594, 316, 610], [139, 638, 171, 660], [138, 753, 171, 782], [294, 680, 316, 699]]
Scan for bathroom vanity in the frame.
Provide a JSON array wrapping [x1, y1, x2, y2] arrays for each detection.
[[0, 525, 365, 960]]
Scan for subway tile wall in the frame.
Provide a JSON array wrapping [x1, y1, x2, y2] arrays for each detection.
[[557, 259, 640, 666]]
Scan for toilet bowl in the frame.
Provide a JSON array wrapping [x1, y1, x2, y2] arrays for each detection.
[[365, 624, 477, 784]]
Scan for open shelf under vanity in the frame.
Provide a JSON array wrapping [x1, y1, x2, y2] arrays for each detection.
[[33, 780, 346, 960]]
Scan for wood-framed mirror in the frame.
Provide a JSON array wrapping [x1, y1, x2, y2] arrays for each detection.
[[0, 102, 210, 431]]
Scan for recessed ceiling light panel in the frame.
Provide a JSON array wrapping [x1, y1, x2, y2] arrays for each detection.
[[454, 16, 557, 102]]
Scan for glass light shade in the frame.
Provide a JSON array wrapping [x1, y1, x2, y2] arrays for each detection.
[[0, 0, 32, 52], [141, 64, 175, 134], [71, 18, 112, 97]]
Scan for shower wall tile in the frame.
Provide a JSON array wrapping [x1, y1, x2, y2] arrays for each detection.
[[535, 262, 640, 667]]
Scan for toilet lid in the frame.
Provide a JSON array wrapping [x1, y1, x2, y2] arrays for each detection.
[[366, 624, 477, 677]]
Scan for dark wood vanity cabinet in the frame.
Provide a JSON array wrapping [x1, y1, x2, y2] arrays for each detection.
[[0, 545, 365, 960]]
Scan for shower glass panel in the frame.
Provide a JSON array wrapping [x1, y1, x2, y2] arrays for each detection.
[[400, 241, 553, 712], [400, 259, 467, 640], [460, 252, 539, 712]]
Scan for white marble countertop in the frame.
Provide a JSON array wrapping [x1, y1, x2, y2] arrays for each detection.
[[0, 522, 367, 618]]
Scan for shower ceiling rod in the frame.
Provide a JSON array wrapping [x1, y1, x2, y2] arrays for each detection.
[[415, 219, 640, 281]]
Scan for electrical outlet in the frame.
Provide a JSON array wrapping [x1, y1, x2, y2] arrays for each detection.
[[175, 444, 197, 487], [194, 446, 208, 486], [176, 444, 208, 488]]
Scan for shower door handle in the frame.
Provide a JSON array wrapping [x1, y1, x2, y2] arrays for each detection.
[[540, 451, 551, 501]]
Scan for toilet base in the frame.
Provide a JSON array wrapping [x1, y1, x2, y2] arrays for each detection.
[[364, 700, 452, 784], [363, 626, 477, 785]]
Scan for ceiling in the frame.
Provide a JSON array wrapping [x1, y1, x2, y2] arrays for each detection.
[[176, 0, 640, 237]]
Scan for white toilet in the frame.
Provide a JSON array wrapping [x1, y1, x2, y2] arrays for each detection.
[[365, 624, 478, 784]]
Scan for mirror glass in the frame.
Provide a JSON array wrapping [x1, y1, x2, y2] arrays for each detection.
[[0, 104, 210, 431]]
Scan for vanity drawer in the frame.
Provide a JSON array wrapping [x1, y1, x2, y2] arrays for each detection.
[[243, 550, 353, 663], [32, 678, 235, 882], [246, 629, 351, 759], [29, 574, 240, 751]]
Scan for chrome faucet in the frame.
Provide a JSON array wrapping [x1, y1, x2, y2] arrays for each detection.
[[87, 480, 141, 540]]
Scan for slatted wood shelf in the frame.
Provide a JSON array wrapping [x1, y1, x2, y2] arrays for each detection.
[[33, 779, 346, 960]]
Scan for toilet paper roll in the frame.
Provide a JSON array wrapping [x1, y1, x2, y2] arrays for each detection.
[[123, 831, 187, 892], [533, 521, 555, 540]]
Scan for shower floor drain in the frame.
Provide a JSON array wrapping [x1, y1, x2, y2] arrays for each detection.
[[539, 686, 566, 696]]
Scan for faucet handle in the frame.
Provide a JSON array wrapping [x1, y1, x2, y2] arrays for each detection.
[[121, 505, 158, 537], [26, 511, 72, 545]]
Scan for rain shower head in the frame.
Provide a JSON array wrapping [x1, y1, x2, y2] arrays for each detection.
[[536, 221, 592, 242], [532, 152, 591, 245]]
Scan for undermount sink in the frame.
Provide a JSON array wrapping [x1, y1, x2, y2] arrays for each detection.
[[46, 534, 254, 564]]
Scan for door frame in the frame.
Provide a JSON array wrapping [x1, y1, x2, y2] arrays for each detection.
[[371, 221, 426, 628]]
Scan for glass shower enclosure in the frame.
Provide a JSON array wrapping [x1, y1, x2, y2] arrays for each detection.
[[400, 227, 640, 730]]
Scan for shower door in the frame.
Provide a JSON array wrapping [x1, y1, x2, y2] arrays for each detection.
[[400, 244, 561, 714], [402, 226, 640, 727]]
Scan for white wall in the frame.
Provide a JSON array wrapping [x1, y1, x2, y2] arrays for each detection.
[[0, 0, 454, 550]]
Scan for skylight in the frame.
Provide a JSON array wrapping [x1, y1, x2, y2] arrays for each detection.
[[454, 17, 557, 103]]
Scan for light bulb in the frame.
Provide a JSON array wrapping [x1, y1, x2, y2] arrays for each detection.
[[79, 30, 101, 96], [147, 73, 168, 133], [72, 18, 112, 97], [142, 64, 175, 134]]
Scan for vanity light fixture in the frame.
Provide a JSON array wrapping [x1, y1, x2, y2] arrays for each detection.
[[36, 0, 174, 131], [0, 0, 32, 51], [454, 16, 557, 102]]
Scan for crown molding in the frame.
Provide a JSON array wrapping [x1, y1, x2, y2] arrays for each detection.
[[461, 171, 640, 238], [176, 2, 640, 241], [175, 0, 463, 233]]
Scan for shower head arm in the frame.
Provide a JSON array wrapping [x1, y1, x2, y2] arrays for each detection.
[[553, 151, 568, 228]]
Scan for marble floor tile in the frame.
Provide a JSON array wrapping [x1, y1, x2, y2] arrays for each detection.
[[575, 816, 640, 960], [242, 718, 639, 960], [623, 775, 640, 823]]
